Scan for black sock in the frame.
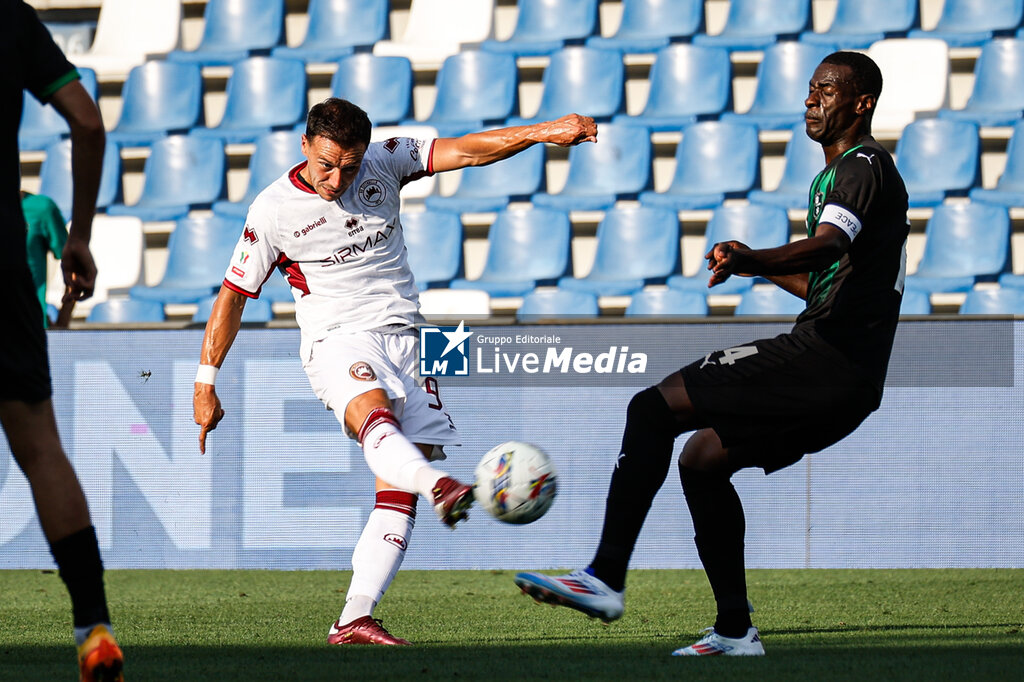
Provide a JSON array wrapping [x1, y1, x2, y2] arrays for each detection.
[[589, 387, 680, 592], [678, 464, 751, 638], [50, 526, 110, 628]]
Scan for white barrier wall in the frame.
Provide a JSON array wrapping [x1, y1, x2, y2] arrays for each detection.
[[1, 321, 1021, 569]]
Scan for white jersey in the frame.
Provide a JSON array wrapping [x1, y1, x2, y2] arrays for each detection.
[[223, 137, 436, 355]]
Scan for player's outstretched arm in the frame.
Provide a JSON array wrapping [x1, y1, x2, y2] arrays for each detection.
[[429, 114, 598, 172], [49, 79, 105, 302], [194, 286, 248, 454], [706, 225, 851, 297]]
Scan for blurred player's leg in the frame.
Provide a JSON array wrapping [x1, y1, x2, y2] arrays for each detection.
[[587, 387, 683, 592], [0, 399, 123, 679], [329, 484, 416, 646], [354, 398, 471, 528]]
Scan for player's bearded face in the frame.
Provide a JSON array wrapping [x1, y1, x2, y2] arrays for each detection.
[[301, 135, 367, 202], [804, 63, 860, 146]]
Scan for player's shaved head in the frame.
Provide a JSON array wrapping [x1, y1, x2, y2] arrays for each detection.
[[306, 98, 371, 150], [820, 51, 883, 100]]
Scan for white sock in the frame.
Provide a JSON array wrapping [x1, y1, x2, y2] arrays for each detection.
[[359, 409, 446, 498], [338, 491, 417, 626], [73, 622, 112, 646]]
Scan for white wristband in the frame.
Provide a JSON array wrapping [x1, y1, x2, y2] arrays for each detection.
[[195, 365, 219, 385]]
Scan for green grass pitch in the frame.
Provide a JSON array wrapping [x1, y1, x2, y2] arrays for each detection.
[[1, 568, 1021, 680]]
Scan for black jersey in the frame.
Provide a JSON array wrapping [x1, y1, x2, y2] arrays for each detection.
[[2, 0, 79, 266], [795, 135, 909, 391]]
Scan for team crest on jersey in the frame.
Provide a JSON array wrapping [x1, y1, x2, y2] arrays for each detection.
[[813, 191, 824, 221], [243, 224, 259, 244], [349, 361, 377, 381], [358, 179, 386, 207]]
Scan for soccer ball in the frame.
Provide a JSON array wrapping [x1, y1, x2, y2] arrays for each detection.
[[473, 441, 557, 524]]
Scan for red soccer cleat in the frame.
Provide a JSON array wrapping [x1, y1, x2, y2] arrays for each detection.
[[431, 477, 473, 528], [326, 616, 412, 646], [77, 624, 124, 682]]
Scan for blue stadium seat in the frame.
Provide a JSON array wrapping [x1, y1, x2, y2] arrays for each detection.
[[939, 39, 1024, 127], [38, 139, 122, 221], [168, 0, 285, 66], [669, 203, 791, 295], [213, 131, 305, 218], [721, 42, 832, 130], [533, 123, 651, 210], [905, 202, 1011, 293], [108, 61, 203, 146], [970, 120, 1024, 206], [192, 294, 274, 323], [425, 143, 545, 213], [107, 135, 225, 221], [896, 119, 980, 207], [517, 288, 599, 320], [86, 298, 166, 324], [272, 0, 389, 63], [694, 0, 812, 51], [330, 54, 413, 126], [450, 207, 572, 296], [418, 51, 519, 137], [558, 205, 679, 296], [401, 210, 464, 290], [587, 0, 704, 53], [909, 0, 1023, 48], [510, 46, 625, 124], [748, 122, 823, 210], [959, 286, 1024, 314], [19, 67, 97, 151], [130, 214, 245, 304], [192, 57, 307, 143], [801, 0, 919, 49], [639, 120, 759, 210], [481, 0, 599, 57], [625, 288, 708, 316], [613, 44, 731, 132], [899, 287, 932, 315], [734, 285, 806, 316], [998, 272, 1024, 289]]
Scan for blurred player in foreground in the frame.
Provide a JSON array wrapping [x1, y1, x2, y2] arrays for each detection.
[[2, 2, 123, 679], [193, 98, 596, 645], [516, 51, 909, 657]]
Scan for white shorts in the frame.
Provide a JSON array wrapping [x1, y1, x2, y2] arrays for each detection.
[[303, 329, 460, 447]]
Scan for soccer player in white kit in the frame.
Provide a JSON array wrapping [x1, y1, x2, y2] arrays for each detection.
[[193, 98, 597, 645]]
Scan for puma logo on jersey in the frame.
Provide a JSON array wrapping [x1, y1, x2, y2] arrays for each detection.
[[856, 152, 875, 165]]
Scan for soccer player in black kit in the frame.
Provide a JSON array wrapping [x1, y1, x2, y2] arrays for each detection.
[[515, 51, 909, 656], [2, 2, 123, 679]]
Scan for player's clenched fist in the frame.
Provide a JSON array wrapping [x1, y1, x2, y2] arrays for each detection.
[[705, 240, 753, 287], [537, 114, 598, 147], [193, 385, 225, 454]]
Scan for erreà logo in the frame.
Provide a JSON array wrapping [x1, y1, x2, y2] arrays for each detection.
[[419, 321, 471, 377], [243, 224, 259, 244]]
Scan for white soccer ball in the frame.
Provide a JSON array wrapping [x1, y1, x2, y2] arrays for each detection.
[[473, 441, 557, 525]]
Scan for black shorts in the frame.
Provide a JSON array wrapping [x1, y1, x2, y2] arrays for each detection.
[[0, 263, 52, 403], [681, 330, 880, 474]]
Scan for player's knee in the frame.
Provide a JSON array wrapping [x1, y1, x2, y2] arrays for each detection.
[[345, 389, 393, 437], [356, 406, 401, 445], [626, 386, 676, 436], [678, 429, 729, 472]]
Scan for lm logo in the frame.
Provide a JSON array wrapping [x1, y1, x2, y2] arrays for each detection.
[[420, 321, 471, 377]]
